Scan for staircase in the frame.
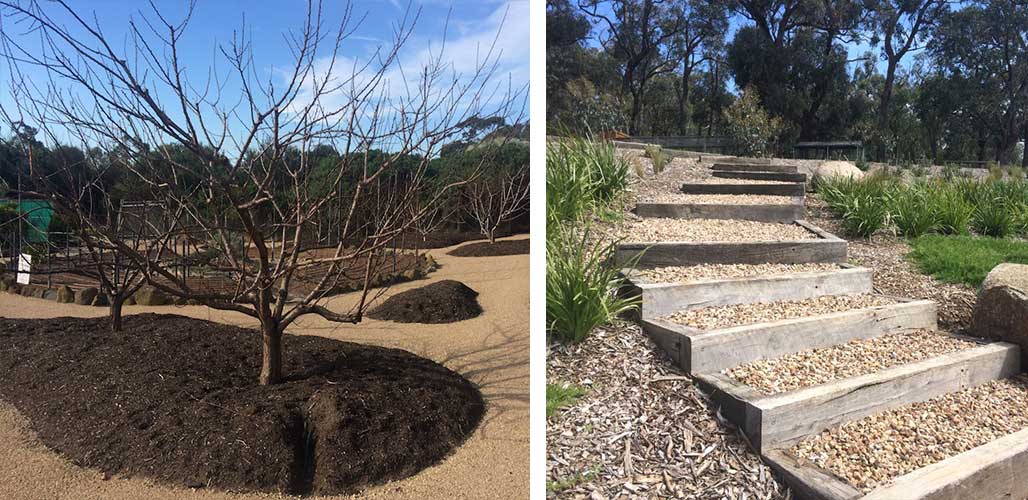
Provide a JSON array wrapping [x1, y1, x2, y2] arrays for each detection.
[[622, 157, 1028, 499]]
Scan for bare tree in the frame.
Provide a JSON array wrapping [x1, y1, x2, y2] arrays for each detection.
[[464, 164, 529, 244], [0, 0, 524, 384]]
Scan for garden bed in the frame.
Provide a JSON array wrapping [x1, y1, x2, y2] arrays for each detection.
[[0, 314, 484, 495], [783, 376, 1028, 495], [368, 280, 483, 324], [448, 239, 529, 257], [725, 329, 977, 395]]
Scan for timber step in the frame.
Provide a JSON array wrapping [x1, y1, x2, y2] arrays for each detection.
[[641, 296, 937, 374], [615, 220, 846, 267], [764, 374, 1028, 500], [623, 264, 872, 319], [680, 182, 806, 196], [711, 170, 808, 183], [634, 198, 805, 223], [711, 162, 799, 173], [695, 336, 1019, 452]]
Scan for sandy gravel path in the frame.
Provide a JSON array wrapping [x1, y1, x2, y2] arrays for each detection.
[[0, 235, 529, 500]]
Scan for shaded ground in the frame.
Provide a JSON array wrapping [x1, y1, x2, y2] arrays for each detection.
[[0, 314, 483, 496], [448, 239, 529, 257], [368, 280, 482, 324], [0, 234, 528, 500]]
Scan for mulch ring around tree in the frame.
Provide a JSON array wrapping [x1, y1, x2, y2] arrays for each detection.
[[0, 314, 484, 496], [448, 239, 529, 257], [368, 280, 483, 324]]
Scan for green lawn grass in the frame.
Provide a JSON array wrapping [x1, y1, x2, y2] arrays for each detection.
[[546, 382, 587, 417], [908, 235, 1028, 287]]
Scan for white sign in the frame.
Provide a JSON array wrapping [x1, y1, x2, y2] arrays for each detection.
[[16, 253, 31, 285]]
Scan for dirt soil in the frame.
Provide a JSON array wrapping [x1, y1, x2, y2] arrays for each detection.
[[0, 314, 483, 496], [448, 239, 529, 257], [0, 234, 528, 500], [368, 280, 482, 324]]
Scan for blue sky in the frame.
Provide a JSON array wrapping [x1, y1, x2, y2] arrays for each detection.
[[0, 0, 529, 144]]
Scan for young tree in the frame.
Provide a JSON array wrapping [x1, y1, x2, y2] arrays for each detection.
[[0, 0, 523, 385], [464, 157, 529, 244]]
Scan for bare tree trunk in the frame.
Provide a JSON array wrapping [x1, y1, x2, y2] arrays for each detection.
[[1022, 119, 1027, 169], [109, 294, 124, 332], [677, 65, 692, 134], [876, 60, 898, 160], [260, 324, 283, 386]]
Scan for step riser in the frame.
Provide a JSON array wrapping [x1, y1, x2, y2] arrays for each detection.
[[642, 300, 937, 374], [625, 266, 873, 319], [680, 183, 806, 196], [616, 239, 847, 267], [634, 202, 805, 223], [711, 163, 799, 173], [712, 170, 808, 183], [698, 342, 1020, 452]]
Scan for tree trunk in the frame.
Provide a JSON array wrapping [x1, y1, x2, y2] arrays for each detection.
[[109, 294, 123, 332], [677, 65, 692, 134], [257, 289, 283, 385], [877, 60, 898, 160], [1022, 119, 1027, 169], [629, 88, 643, 136], [259, 321, 283, 385], [489, 231, 496, 244]]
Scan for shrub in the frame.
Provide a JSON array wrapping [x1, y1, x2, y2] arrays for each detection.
[[643, 144, 668, 175], [723, 85, 783, 157], [840, 194, 890, 238], [942, 164, 960, 179], [545, 136, 630, 226], [1009, 165, 1025, 180], [988, 164, 1004, 181], [933, 188, 973, 235], [546, 226, 638, 344], [891, 185, 938, 237], [546, 138, 597, 226], [972, 196, 1016, 237]]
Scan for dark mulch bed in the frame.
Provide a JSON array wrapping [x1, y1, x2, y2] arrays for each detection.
[[368, 280, 483, 324], [448, 239, 529, 257], [0, 314, 484, 496]]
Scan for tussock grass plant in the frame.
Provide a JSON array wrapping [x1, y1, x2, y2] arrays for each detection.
[[644, 144, 669, 175], [891, 183, 938, 237], [545, 226, 639, 344]]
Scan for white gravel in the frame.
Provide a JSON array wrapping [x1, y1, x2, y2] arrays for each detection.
[[635, 263, 840, 283], [620, 218, 816, 243], [792, 375, 1028, 492], [663, 294, 897, 330], [726, 330, 977, 395]]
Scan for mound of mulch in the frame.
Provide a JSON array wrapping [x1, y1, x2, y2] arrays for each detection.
[[449, 239, 529, 257], [368, 280, 483, 324], [0, 314, 484, 496]]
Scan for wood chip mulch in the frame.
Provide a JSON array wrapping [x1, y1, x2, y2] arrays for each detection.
[[725, 329, 977, 395], [663, 294, 896, 331], [635, 263, 839, 284], [805, 197, 977, 332], [792, 375, 1028, 492], [618, 218, 816, 243], [547, 322, 789, 499]]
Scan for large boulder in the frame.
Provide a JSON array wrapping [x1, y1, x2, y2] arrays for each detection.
[[132, 286, 169, 306], [971, 263, 1028, 363], [57, 285, 75, 303], [75, 287, 99, 306], [813, 160, 864, 180]]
